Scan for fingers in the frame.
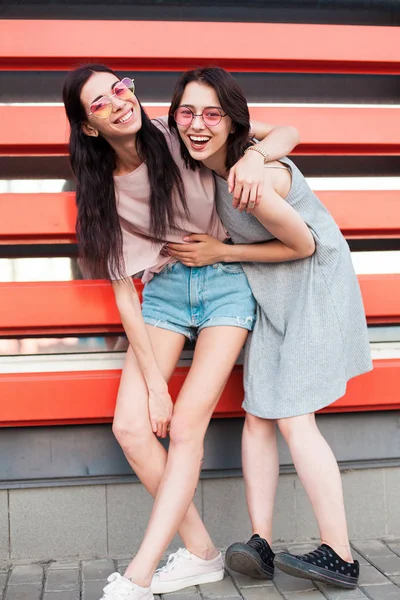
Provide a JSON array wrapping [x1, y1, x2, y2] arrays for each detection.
[[227, 167, 235, 193], [255, 182, 263, 207], [246, 185, 258, 213], [238, 183, 251, 212]]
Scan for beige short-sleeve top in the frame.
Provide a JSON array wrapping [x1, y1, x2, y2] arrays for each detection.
[[112, 116, 227, 282]]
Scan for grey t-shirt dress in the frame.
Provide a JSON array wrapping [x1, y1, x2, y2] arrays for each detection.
[[215, 157, 373, 419]]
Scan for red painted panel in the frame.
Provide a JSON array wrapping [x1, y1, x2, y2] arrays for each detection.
[[2, 191, 400, 243], [0, 360, 398, 426], [1, 275, 399, 336], [1, 106, 399, 156], [0, 21, 399, 74]]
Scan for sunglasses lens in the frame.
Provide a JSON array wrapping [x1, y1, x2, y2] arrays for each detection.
[[203, 109, 222, 126], [174, 107, 193, 126], [90, 97, 112, 118], [115, 78, 135, 100]]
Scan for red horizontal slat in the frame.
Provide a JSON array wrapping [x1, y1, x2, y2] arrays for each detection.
[[0, 359, 397, 426], [1, 21, 399, 74], [2, 190, 400, 244], [0, 193, 76, 244], [1, 106, 400, 156], [0, 275, 399, 336]]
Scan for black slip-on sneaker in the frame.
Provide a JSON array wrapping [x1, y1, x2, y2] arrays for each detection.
[[275, 544, 359, 589], [225, 534, 275, 579]]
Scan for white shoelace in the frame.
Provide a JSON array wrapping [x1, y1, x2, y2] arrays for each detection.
[[155, 548, 192, 574], [101, 572, 135, 599]]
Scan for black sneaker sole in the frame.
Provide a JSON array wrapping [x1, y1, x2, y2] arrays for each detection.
[[275, 553, 358, 589], [225, 543, 274, 580]]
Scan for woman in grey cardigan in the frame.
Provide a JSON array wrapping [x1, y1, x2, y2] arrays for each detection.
[[167, 67, 372, 590]]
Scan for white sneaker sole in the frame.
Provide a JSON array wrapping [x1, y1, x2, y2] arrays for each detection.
[[151, 569, 224, 594]]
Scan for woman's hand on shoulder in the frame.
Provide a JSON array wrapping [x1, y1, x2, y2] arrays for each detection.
[[166, 234, 229, 266], [228, 150, 265, 212]]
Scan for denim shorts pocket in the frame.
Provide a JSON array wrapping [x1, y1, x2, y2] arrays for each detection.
[[217, 262, 244, 274]]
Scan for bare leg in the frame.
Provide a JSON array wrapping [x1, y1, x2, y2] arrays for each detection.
[[242, 414, 279, 543], [113, 326, 216, 559], [278, 413, 352, 561], [124, 325, 249, 585]]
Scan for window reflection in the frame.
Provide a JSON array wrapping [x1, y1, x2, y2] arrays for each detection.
[[0, 257, 82, 282], [0, 179, 68, 193], [0, 335, 128, 357]]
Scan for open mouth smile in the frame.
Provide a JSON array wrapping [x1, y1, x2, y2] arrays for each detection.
[[188, 135, 211, 150], [115, 108, 135, 124]]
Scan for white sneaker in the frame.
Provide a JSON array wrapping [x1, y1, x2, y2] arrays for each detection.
[[151, 548, 225, 594], [100, 572, 153, 600]]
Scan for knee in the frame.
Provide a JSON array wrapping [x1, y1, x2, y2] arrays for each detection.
[[168, 415, 204, 451], [112, 417, 152, 455], [244, 413, 276, 436], [277, 413, 315, 444]]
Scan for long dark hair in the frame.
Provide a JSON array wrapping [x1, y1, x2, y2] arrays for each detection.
[[63, 64, 187, 280], [168, 67, 252, 172]]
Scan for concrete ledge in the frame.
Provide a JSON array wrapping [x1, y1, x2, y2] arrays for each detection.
[[1, 467, 399, 562]]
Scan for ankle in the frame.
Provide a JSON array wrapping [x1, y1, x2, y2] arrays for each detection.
[[252, 530, 273, 545], [321, 540, 353, 563], [187, 544, 219, 561], [123, 565, 151, 588]]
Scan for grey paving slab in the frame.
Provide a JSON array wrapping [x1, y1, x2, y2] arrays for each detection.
[[4, 583, 42, 600], [349, 548, 369, 566], [368, 554, 400, 576], [82, 558, 115, 581], [199, 575, 239, 597], [43, 593, 80, 600], [0, 493, 9, 562], [9, 486, 107, 560], [45, 568, 80, 591], [285, 591, 325, 599], [273, 569, 316, 593], [387, 544, 400, 558], [226, 567, 274, 588], [390, 575, 400, 586], [359, 582, 400, 599], [0, 573, 7, 589], [352, 540, 392, 558], [316, 584, 369, 599], [240, 586, 283, 599], [358, 564, 392, 586], [48, 561, 80, 570], [82, 579, 105, 600], [160, 587, 199, 597], [8, 565, 43, 585]]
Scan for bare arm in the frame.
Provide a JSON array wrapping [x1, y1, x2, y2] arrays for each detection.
[[112, 278, 173, 438], [167, 180, 315, 265], [228, 121, 300, 210]]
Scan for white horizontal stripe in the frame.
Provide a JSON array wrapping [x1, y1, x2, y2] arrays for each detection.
[[1, 102, 400, 109], [1, 178, 400, 194], [352, 252, 400, 275], [308, 177, 400, 191], [0, 344, 397, 374]]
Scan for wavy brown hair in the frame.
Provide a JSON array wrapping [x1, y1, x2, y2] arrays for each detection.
[[63, 64, 187, 280]]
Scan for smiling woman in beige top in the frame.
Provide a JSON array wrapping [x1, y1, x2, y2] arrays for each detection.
[[62, 64, 299, 600]]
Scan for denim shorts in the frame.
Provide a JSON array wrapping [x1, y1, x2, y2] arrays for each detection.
[[142, 261, 256, 341]]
